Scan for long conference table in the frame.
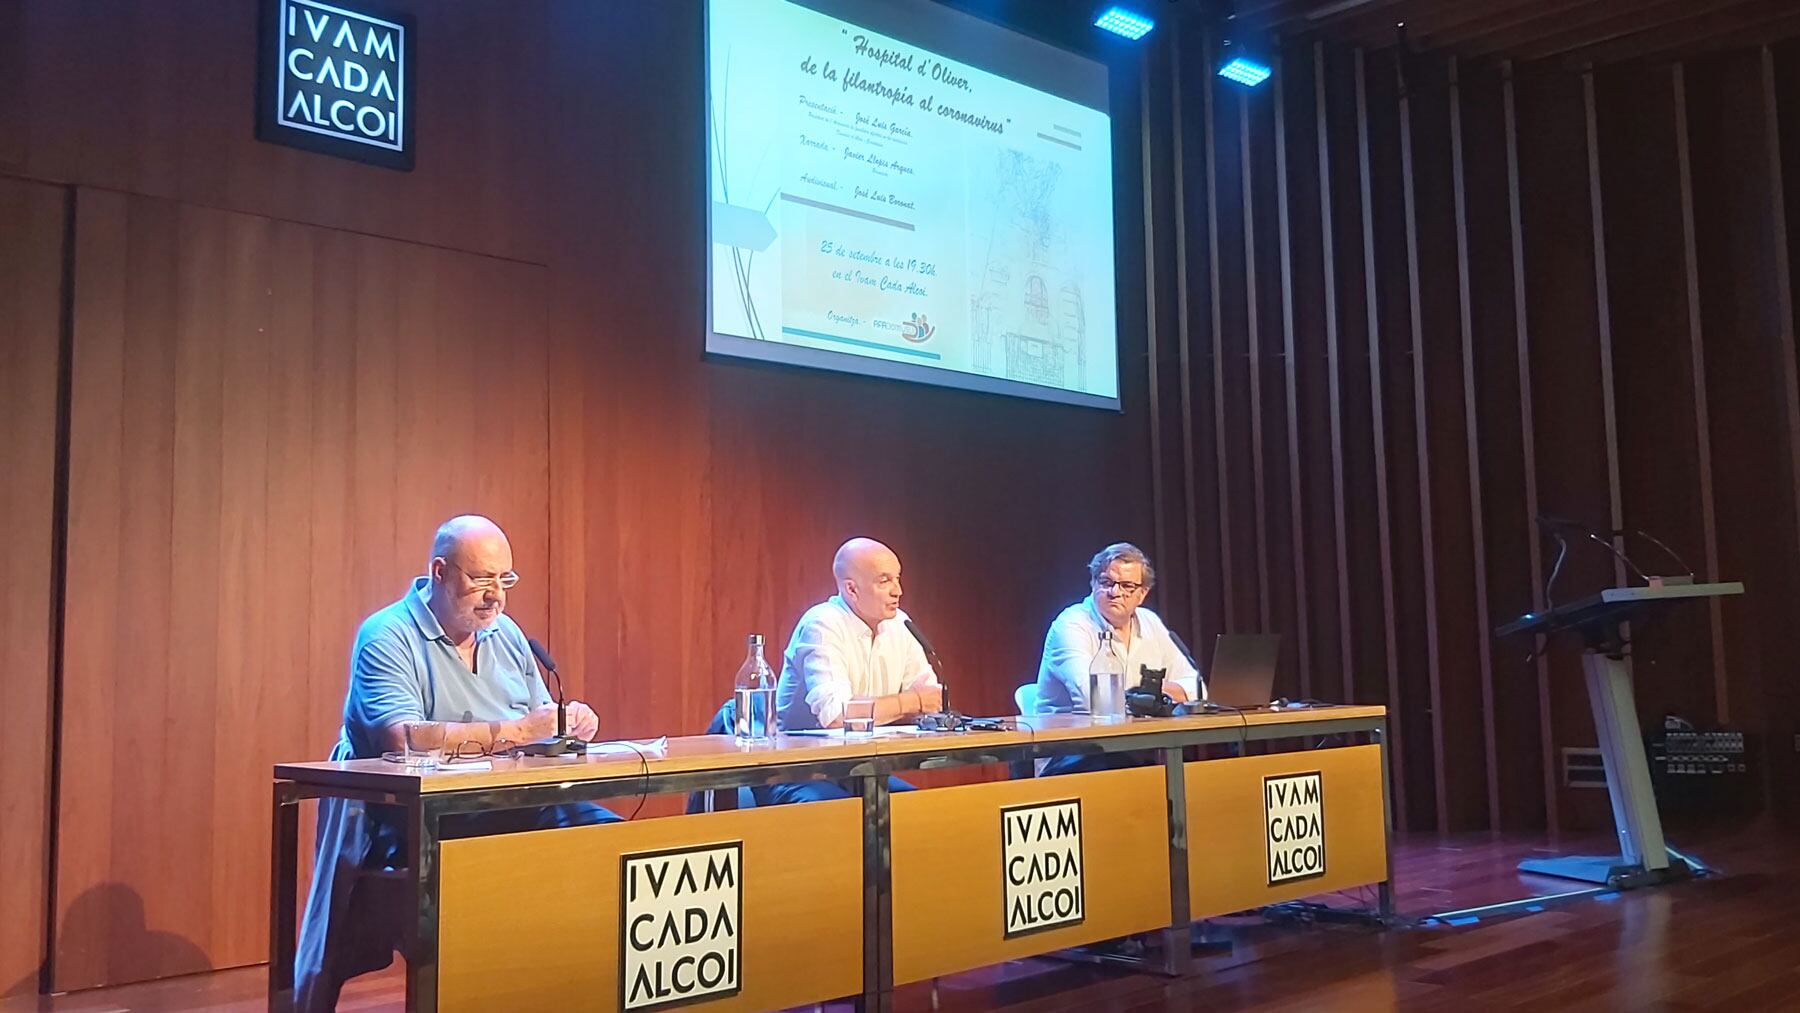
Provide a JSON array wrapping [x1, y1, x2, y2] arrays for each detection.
[[270, 706, 1391, 1012]]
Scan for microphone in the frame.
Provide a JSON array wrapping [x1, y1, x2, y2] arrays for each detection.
[[1166, 627, 1206, 703], [1536, 514, 1649, 584], [519, 636, 582, 757], [1622, 528, 1696, 580], [1166, 628, 1199, 669], [903, 618, 960, 730], [527, 637, 569, 740], [902, 617, 937, 657]]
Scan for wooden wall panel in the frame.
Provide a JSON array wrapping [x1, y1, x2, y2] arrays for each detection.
[[1769, 42, 1800, 819], [533, 0, 1149, 738], [1462, 63, 1551, 832], [1278, 51, 1329, 702], [1318, 47, 1366, 708], [1449, 59, 1503, 833], [1341, 49, 1408, 825], [1244, 85, 1283, 641], [1408, 56, 1489, 833], [14, 1, 548, 263], [1142, 30, 1199, 645], [1671, 64, 1730, 726], [0, 177, 65, 996], [1188, 28, 1230, 653], [1145, 33, 1180, 626], [1511, 68, 1619, 833], [1211, 74, 1261, 634], [1687, 49, 1800, 819], [1366, 52, 1434, 831], [1148, 36, 1796, 834], [0, 2, 23, 169], [6, 1, 1800, 994], [54, 190, 549, 991], [1593, 65, 1718, 729]]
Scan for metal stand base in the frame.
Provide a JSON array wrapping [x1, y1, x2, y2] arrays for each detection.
[[1050, 927, 1232, 976], [1518, 850, 1704, 889], [1258, 899, 1403, 929]]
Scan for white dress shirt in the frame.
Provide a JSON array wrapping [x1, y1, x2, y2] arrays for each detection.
[[1034, 595, 1201, 714], [775, 595, 941, 731]]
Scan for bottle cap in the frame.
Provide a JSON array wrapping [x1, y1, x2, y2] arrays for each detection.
[[747, 633, 764, 646]]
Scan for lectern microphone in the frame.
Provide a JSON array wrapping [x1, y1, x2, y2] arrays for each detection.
[[1536, 513, 1649, 583]]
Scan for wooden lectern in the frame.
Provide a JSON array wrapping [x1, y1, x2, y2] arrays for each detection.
[[1496, 581, 1744, 888]]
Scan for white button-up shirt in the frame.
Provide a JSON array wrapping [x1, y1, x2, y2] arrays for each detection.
[[1034, 595, 1201, 714], [775, 595, 940, 730]]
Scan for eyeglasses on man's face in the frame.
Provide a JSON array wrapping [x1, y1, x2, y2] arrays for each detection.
[[1096, 577, 1146, 595], [443, 560, 520, 591]]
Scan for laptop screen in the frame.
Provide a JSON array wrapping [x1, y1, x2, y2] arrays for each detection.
[[1206, 634, 1282, 708]]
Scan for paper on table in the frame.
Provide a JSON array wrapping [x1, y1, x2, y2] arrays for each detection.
[[782, 726, 930, 738], [585, 736, 669, 755], [432, 758, 493, 772]]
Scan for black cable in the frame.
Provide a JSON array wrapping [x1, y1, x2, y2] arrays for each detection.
[[618, 742, 652, 823], [1200, 702, 1251, 753], [1014, 713, 1038, 774]]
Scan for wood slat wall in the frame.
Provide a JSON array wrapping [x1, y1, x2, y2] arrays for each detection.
[[4, 0, 1800, 994], [53, 190, 551, 992], [1144, 34, 1800, 832], [1, 0, 1151, 991], [0, 177, 64, 997]]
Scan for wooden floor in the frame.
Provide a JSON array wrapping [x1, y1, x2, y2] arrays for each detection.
[[6, 821, 1795, 1011]]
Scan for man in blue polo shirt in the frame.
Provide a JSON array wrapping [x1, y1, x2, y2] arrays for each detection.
[[295, 515, 614, 1010]]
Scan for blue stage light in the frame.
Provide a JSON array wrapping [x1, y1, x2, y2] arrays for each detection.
[[1093, 7, 1154, 40], [1218, 56, 1273, 87]]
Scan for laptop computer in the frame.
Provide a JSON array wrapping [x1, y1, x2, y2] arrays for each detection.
[[1203, 633, 1283, 708]]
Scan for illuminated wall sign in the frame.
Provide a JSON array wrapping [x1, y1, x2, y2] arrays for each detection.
[[257, 0, 414, 169], [621, 842, 743, 1011]]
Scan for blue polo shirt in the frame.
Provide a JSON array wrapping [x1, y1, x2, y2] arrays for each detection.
[[337, 577, 552, 758]]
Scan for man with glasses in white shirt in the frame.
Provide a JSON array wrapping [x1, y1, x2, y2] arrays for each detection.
[[295, 515, 611, 1010], [761, 537, 942, 804], [1033, 542, 1200, 776]]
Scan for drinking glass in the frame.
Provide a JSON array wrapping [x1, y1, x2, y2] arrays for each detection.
[[402, 720, 446, 769], [843, 699, 877, 737]]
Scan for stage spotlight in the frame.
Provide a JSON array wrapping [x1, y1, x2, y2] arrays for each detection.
[[1218, 55, 1272, 87], [1093, 6, 1155, 40]]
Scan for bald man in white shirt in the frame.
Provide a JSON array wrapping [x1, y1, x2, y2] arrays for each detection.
[[762, 538, 942, 804]]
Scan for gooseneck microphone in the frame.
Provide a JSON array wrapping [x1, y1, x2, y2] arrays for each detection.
[[1166, 627, 1205, 701], [1167, 627, 1199, 669], [1537, 514, 1649, 584], [527, 637, 569, 740], [903, 618, 948, 714], [520, 636, 582, 756], [903, 618, 962, 730]]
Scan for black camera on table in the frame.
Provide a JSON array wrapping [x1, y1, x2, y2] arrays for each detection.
[[1125, 665, 1178, 718]]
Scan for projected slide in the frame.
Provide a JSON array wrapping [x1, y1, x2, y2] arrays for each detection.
[[707, 0, 1119, 409]]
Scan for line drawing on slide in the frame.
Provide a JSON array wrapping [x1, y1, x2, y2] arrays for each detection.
[[711, 47, 779, 341], [970, 147, 1087, 389]]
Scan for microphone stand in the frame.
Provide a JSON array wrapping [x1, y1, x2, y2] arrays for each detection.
[[1166, 628, 1207, 705], [520, 639, 584, 757], [904, 619, 966, 732]]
